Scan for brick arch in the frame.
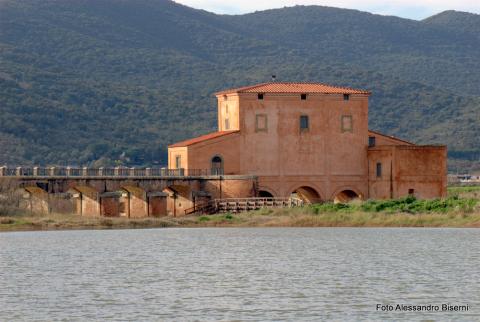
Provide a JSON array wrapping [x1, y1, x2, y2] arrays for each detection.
[[331, 186, 364, 203], [257, 186, 278, 198], [287, 183, 323, 204]]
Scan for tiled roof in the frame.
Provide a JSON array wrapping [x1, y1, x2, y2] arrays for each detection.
[[368, 130, 415, 146], [215, 82, 371, 95], [169, 131, 239, 148]]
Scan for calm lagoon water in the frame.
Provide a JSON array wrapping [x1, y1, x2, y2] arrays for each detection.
[[1, 228, 479, 321]]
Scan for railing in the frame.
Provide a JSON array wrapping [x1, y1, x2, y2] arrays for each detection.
[[0, 166, 223, 178], [185, 197, 304, 215]]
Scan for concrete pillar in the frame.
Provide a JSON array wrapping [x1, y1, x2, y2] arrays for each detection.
[[98, 167, 104, 176], [16, 167, 22, 176], [145, 168, 151, 177], [114, 167, 120, 176], [66, 166, 71, 176], [129, 167, 135, 177], [82, 167, 88, 176], [50, 167, 56, 176], [33, 167, 39, 176], [0, 167, 5, 176]]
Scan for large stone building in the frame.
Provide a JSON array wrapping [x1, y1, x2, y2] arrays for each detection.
[[169, 82, 447, 203]]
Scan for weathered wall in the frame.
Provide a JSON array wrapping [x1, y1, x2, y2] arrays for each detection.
[[149, 196, 167, 217], [237, 93, 369, 178], [101, 196, 120, 217], [368, 145, 447, 199], [187, 134, 241, 175]]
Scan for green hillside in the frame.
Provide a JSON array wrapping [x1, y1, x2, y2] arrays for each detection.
[[0, 0, 479, 171]]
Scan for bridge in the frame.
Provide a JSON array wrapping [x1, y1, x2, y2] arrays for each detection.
[[0, 166, 258, 217]]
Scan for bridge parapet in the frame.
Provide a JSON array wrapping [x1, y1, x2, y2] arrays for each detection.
[[0, 166, 222, 178]]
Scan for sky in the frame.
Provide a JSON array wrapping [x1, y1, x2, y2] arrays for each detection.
[[175, 0, 480, 20]]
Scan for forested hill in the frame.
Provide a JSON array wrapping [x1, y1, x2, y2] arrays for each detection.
[[0, 0, 479, 172]]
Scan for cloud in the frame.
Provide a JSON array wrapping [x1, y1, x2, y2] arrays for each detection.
[[175, 0, 480, 19]]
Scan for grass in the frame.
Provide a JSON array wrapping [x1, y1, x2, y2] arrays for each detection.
[[1, 186, 479, 231], [311, 196, 478, 214]]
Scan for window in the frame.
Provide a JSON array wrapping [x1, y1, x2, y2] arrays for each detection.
[[255, 114, 268, 132], [369, 136, 376, 147], [344, 94, 350, 101], [301, 93, 307, 100], [408, 189, 415, 196], [258, 93, 264, 100], [175, 155, 182, 169], [211, 156, 223, 175], [341, 115, 353, 132], [300, 115, 309, 131], [376, 162, 382, 177]]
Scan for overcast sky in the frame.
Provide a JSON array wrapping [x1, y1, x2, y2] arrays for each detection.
[[175, 0, 480, 20]]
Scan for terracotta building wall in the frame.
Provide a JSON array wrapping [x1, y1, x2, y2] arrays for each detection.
[[187, 134, 241, 174], [368, 145, 447, 199], [237, 93, 369, 177]]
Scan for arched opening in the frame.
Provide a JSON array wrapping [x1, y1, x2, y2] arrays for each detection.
[[291, 186, 321, 204], [334, 190, 360, 204], [258, 190, 274, 198], [211, 155, 224, 175]]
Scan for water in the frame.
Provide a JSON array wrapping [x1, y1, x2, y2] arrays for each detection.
[[1, 228, 479, 321]]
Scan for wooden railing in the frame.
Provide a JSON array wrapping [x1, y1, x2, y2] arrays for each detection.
[[0, 167, 221, 178], [184, 197, 304, 215]]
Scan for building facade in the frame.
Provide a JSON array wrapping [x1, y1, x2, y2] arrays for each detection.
[[169, 82, 447, 203]]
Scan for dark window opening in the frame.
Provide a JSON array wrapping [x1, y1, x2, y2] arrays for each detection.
[[408, 189, 415, 195], [344, 94, 350, 101], [175, 155, 182, 169], [300, 115, 309, 131], [258, 93, 264, 100], [376, 162, 382, 177], [369, 136, 376, 147], [301, 93, 307, 100], [211, 156, 224, 175]]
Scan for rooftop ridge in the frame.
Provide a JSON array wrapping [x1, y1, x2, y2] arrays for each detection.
[[214, 81, 371, 95]]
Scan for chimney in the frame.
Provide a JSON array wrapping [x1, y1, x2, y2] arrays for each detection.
[[271, 75, 277, 82]]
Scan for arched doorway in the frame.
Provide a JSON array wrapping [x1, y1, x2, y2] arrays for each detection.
[[291, 186, 321, 204], [258, 190, 274, 198], [334, 190, 360, 203], [211, 155, 224, 175]]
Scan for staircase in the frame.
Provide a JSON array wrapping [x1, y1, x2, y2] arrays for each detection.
[[184, 197, 304, 215]]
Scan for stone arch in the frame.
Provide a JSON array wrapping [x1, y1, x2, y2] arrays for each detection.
[[211, 155, 224, 175], [332, 187, 363, 203], [290, 185, 322, 204]]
